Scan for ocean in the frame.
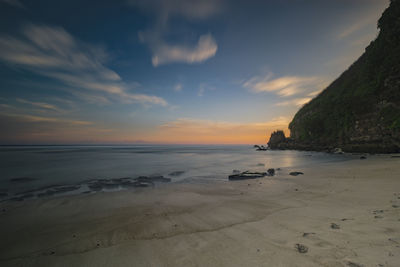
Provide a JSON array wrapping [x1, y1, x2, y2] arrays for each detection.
[[0, 145, 353, 200]]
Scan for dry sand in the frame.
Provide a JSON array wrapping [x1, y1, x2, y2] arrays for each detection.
[[0, 156, 400, 267]]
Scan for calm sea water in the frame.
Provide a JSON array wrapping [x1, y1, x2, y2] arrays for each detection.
[[0, 145, 353, 197]]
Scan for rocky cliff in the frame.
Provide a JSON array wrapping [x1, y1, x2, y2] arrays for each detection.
[[269, 0, 400, 153]]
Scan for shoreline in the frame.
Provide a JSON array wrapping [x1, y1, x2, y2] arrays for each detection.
[[1, 156, 400, 266]]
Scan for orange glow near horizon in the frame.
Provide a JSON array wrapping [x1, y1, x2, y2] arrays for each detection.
[[0, 115, 290, 145]]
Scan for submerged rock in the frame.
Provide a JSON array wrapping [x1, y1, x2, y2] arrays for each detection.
[[168, 171, 185, 176], [36, 186, 80, 198], [10, 193, 34, 201], [254, 145, 268, 151], [9, 177, 36, 183], [87, 176, 171, 191], [138, 176, 171, 183]]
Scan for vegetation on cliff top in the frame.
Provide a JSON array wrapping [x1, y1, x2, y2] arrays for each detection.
[[287, 0, 400, 152]]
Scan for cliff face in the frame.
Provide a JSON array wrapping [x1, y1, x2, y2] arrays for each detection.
[[284, 0, 400, 153]]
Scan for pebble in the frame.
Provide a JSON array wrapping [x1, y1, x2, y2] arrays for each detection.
[[347, 261, 364, 267], [295, 243, 308, 253], [331, 223, 340, 229]]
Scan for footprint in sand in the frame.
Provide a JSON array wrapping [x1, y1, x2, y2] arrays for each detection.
[[302, 232, 316, 237]]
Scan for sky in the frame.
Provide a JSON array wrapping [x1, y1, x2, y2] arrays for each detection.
[[0, 0, 390, 145]]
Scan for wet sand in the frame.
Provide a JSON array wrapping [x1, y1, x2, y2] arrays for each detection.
[[1, 156, 400, 267]]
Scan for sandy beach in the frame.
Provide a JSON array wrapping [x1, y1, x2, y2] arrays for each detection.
[[1, 156, 400, 267]]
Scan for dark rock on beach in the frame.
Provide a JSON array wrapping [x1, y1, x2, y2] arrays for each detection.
[[289, 172, 304, 176], [229, 170, 273, 181], [267, 168, 275, 176]]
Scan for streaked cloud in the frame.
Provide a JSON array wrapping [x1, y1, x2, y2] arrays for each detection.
[[336, 15, 377, 40], [0, 24, 168, 106], [0, 113, 116, 144], [16, 98, 62, 112], [0, 0, 25, 8], [131, 0, 220, 66], [307, 89, 323, 97], [243, 74, 325, 97], [275, 97, 312, 107], [148, 34, 217, 67], [2, 112, 92, 125]]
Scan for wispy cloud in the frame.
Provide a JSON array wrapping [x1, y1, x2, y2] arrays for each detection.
[[275, 97, 312, 107], [2, 113, 92, 125], [198, 87, 205, 97], [0, 112, 119, 144], [243, 74, 326, 97], [0, 24, 168, 106], [197, 83, 215, 97], [336, 16, 377, 40], [16, 98, 62, 112], [148, 34, 217, 67], [307, 89, 323, 97], [131, 0, 221, 66], [0, 0, 25, 9], [173, 83, 183, 92]]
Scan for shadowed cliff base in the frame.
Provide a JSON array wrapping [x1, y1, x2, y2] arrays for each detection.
[[269, 0, 400, 153]]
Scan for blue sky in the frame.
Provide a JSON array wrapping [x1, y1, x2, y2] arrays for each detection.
[[0, 0, 389, 144]]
